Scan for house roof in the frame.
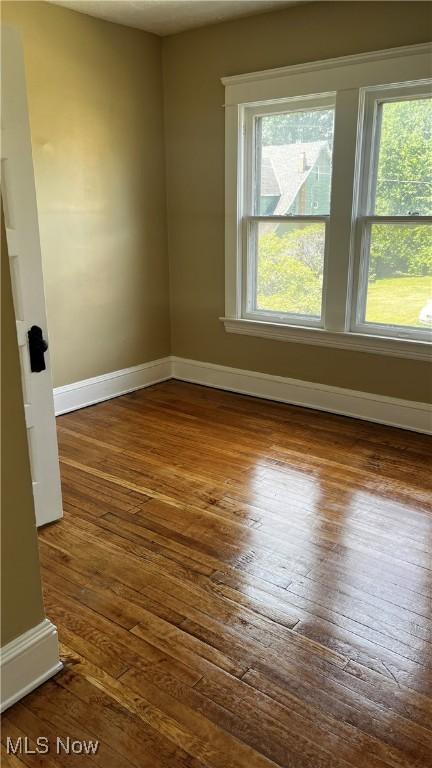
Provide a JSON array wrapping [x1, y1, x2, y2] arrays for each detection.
[[261, 141, 327, 215]]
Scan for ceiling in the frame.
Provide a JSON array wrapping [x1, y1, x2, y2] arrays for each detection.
[[51, 1, 304, 37]]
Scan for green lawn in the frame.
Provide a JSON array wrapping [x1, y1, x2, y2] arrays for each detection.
[[258, 274, 432, 327], [366, 275, 432, 328]]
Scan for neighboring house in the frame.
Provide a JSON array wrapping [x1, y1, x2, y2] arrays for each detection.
[[259, 141, 332, 216]]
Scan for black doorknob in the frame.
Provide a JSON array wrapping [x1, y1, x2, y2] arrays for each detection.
[[28, 325, 48, 372]]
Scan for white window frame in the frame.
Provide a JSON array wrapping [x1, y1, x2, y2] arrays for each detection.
[[222, 43, 432, 361], [352, 82, 432, 342]]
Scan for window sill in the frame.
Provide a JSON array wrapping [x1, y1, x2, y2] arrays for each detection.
[[221, 317, 431, 361]]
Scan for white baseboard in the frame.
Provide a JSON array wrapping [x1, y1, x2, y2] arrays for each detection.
[[54, 357, 172, 415], [0, 619, 62, 713], [53, 355, 431, 433], [171, 356, 432, 435]]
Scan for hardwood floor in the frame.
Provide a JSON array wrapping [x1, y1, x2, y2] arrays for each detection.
[[2, 380, 432, 767]]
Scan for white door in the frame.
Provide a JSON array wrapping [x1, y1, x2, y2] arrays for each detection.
[[1, 26, 63, 527]]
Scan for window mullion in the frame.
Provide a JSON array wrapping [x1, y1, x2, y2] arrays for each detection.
[[323, 88, 360, 332], [363, 215, 432, 224], [248, 215, 329, 223]]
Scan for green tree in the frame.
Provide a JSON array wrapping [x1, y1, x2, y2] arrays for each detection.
[[375, 99, 431, 216], [371, 99, 431, 279], [257, 227, 322, 315], [282, 224, 324, 276], [369, 224, 431, 280], [260, 109, 334, 147]]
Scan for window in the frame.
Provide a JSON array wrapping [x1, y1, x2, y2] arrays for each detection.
[[243, 97, 335, 325], [354, 87, 432, 339], [222, 44, 432, 359]]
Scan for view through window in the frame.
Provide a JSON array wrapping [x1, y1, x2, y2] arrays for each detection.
[[251, 104, 335, 320], [364, 97, 432, 330]]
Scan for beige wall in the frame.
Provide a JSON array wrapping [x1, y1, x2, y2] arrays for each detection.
[[1, 206, 45, 647], [2, 1, 170, 388], [163, 1, 432, 402]]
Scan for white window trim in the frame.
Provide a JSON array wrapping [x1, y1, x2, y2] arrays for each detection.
[[222, 43, 432, 360], [222, 318, 431, 361]]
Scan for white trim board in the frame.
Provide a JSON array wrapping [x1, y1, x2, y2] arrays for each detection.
[[221, 318, 431, 361], [0, 619, 62, 713], [222, 43, 432, 105], [53, 356, 431, 434], [221, 43, 431, 87], [171, 357, 431, 435], [54, 357, 172, 415]]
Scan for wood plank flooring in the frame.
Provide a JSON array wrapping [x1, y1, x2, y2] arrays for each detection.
[[2, 380, 432, 767]]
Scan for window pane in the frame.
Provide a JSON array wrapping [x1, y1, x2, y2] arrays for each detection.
[[255, 107, 334, 216], [255, 221, 325, 317], [365, 223, 432, 328], [374, 98, 432, 216]]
